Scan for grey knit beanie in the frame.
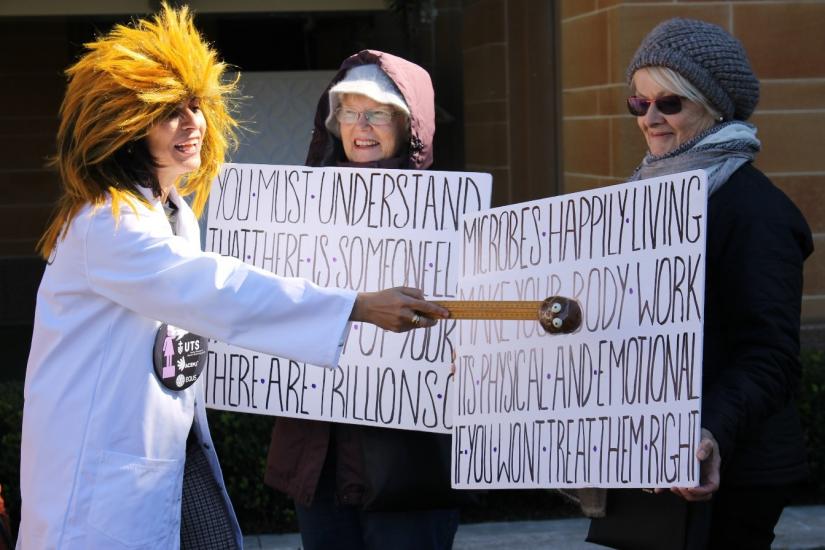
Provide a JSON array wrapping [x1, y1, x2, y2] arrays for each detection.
[[626, 18, 759, 121]]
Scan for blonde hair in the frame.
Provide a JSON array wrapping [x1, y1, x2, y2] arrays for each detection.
[[39, 3, 238, 258], [632, 66, 722, 120]]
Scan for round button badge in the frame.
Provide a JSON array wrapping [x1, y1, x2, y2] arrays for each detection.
[[152, 324, 209, 391]]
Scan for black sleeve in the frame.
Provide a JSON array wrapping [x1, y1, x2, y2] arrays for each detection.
[[701, 173, 811, 466]]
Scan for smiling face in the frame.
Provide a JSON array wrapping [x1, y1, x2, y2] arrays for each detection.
[[146, 98, 206, 193], [338, 94, 407, 163], [632, 68, 716, 157]]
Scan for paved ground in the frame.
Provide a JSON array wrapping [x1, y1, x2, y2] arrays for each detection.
[[244, 504, 825, 549]]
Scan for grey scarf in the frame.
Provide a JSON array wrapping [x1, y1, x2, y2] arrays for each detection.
[[629, 121, 761, 197]]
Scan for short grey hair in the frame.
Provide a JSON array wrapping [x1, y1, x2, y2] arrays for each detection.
[[631, 66, 722, 121]]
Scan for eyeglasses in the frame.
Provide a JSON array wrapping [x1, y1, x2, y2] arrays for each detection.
[[335, 108, 395, 126], [626, 95, 683, 117]]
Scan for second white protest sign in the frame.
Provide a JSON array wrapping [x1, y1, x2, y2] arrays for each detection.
[[452, 169, 707, 489]]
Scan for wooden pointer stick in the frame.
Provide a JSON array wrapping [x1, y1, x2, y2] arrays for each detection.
[[432, 301, 543, 320], [432, 296, 582, 334]]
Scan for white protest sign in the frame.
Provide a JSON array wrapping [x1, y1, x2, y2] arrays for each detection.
[[203, 163, 492, 433], [452, 170, 707, 488]]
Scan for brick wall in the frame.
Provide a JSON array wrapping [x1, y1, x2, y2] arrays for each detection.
[[0, 18, 68, 378], [560, 0, 825, 328], [462, 0, 561, 207], [0, 18, 65, 258]]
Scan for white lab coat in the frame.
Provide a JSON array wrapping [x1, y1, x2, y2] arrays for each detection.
[[18, 187, 355, 549]]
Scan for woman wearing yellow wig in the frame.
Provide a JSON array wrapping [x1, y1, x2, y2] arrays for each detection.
[[19, 5, 447, 549]]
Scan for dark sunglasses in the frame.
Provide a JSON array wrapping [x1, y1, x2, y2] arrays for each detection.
[[626, 95, 683, 116]]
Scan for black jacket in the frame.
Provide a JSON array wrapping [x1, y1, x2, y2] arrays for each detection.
[[702, 162, 812, 486]]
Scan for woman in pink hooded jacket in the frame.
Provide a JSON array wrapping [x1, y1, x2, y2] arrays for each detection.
[[264, 50, 460, 550]]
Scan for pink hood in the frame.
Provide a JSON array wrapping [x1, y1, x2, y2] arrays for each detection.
[[306, 50, 435, 169]]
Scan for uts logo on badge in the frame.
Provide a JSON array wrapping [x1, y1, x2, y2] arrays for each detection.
[[152, 323, 209, 391]]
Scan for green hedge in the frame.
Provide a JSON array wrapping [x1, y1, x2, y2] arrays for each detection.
[[204, 410, 297, 532], [0, 381, 22, 540], [798, 351, 825, 501], [2, 350, 824, 536]]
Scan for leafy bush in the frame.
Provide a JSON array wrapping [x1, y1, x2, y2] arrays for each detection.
[[0, 381, 23, 541], [205, 410, 298, 533], [797, 350, 825, 502]]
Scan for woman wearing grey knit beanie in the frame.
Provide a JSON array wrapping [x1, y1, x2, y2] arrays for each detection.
[[587, 18, 813, 550]]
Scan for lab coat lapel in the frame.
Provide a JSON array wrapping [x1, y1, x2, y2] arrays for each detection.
[[167, 187, 202, 248]]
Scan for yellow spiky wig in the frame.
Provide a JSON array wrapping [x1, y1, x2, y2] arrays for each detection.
[[39, 2, 238, 258]]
